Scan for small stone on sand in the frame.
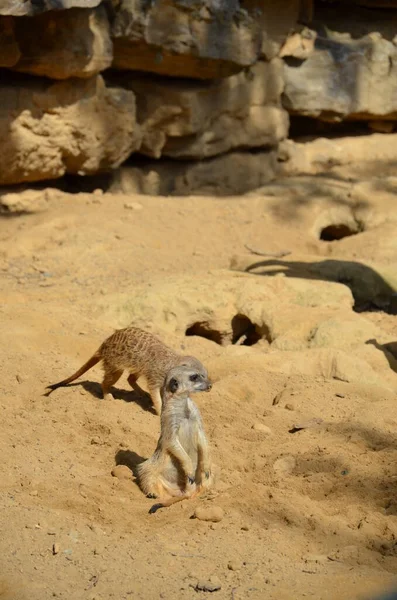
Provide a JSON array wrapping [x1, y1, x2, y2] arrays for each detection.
[[111, 465, 132, 480], [252, 423, 272, 435], [193, 505, 224, 523]]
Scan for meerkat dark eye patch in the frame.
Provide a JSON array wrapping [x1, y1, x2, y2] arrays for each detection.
[[169, 378, 179, 393], [189, 373, 200, 382]]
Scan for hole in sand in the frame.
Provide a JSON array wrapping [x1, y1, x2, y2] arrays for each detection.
[[185, 315, 271, 347], [319, 223, 360, 242], [231, 314, 265, 346], [185, 322, 224, 345]]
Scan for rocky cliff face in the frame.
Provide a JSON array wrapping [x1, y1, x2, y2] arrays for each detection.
[[0, 0, 397, 194]]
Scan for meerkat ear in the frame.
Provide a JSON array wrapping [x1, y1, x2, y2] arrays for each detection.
[[169, 378, 179, 393]]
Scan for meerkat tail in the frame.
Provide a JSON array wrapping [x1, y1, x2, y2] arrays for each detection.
[[46, 350, 102, 392]]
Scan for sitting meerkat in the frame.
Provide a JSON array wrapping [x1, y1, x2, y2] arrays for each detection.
[[46, 326, 207, 415], [137, 365, 215, 513]]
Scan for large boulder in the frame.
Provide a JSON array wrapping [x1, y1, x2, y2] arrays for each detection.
[[0, 0, 102, 16], [111, 0, 263, 79], [278, 134, 397, 178], [11, 6, 112, 79], [108, 150, 279, 196], [282, 5, 397, 120], [111, 59, 287, 159], [0, 74, 141, 186]]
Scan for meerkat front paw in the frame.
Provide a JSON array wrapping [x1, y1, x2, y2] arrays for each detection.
[[187, 474, 195, 485], [146, 493, 157, 499]]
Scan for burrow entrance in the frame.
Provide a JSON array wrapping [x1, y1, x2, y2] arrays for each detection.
[[185, 314, 272, 347], [319, 223, 362, 242]]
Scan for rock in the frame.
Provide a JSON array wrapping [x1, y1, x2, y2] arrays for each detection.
[[0, 0, 102, 16], [278, 135, 397, 178], [194, 576, 222, 592], [111, 465, 132, 480], [290, 418, 323, 432], [124, 201, 143, 211], [111, 0, 263, 79], [282, 8, 397, 120], [252, 424, 272, 435], [108, 150, 279, 197], [273, 455, 296, 475], [52, 543, 60, 555], [227, 560, 242, 571], [0, 190, 50, 214], [112, 60, 288, 160], [0, 75, 141, 186], [279, 29, 316, 60], [193, 505, 224, 523], [12, 6, 112, 79]]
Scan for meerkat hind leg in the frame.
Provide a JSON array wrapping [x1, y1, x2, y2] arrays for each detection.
[[127, 373, 148, 398], [101, 369, 123, 401]]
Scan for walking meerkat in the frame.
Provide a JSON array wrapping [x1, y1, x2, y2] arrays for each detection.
[[137, 365, 215, 513], [46, 327, 208, 415]]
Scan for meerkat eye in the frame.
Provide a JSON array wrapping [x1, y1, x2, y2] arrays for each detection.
[[169, 378, 179, 393], [189, 373, 200, 382]]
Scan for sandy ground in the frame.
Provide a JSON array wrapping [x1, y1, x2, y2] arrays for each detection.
[[1, 174, 397, 600]]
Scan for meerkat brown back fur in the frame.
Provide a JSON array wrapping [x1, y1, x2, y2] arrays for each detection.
[[46, 327, 208, 415], [137, 365, 215, 513]]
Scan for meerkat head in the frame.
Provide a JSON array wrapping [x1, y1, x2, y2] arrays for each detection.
[[179, 355, 208, 379], [164, 365, 212, 398]]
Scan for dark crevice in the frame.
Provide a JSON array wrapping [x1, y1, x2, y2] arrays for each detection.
[[231, 314, 271, 346], [185, 322, 224, 345], [185, 315, 271, 347], [320, 223, 360, 241]]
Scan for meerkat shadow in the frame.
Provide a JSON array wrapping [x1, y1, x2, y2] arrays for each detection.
[[79, 380, 156, 413], [115, 448, 147, 490]]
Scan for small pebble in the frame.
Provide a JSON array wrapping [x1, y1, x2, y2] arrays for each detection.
[[227, 560, 242, 571], [91, 436, 101, 445], [194, 576, 221, 592], [124, 201, 143, 211], [241, 525, 249, 531], [335, 393, 345, 398], [252, 423, 272, 435], [52, 543, 60, 555], [273, 455, 296, 475], [30, 490, 38, 497], [285, 403, 295, 411], [111, 465, 132, 480], [193, 505, 224, 523]]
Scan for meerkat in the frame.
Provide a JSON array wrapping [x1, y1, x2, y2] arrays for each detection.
[[137, 365, 215, 514], [46, 327, 208, 415]]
